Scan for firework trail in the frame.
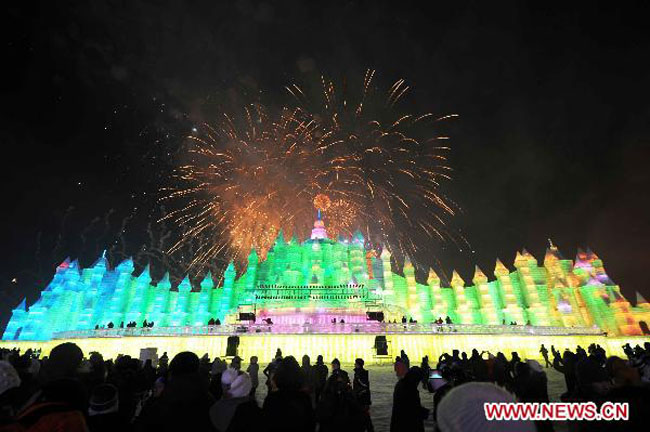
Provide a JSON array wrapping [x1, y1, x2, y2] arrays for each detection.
[[52, 206, 74, 261]]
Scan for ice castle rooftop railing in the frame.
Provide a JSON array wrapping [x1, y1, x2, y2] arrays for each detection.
[[52, 323, 604, 340]]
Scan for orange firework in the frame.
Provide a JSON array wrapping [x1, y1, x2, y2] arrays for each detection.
[[313, 193, 331, 211], [164, 71, 467, 270], [287, 69, 468, 260], [162, 104, 322, 268], [322, 199, 359, 239]]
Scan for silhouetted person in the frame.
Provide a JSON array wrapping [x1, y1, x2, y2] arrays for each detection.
[[247, 356, 259, 396], [460, 352, 469, 370], [390, 367, 428, 432], [314, 355, 329, 402], [87, 383, 132, 432], [394, 356, 408, 380], [330, 358, 349, 382], [210, 370, 261, 432], [602, 356, 650, 431], [432, 362, 469, 422], [469, 349, 488, 381], [540, 344, 551, 368], [317, 367, 365, 432], [420, 356, 431, 389], [576, 349, 610, 402], [512, 361, 553, 432], [135, 351, 215, 431], [10, 342, 89, 430], [493, 352, 508, 387], [301, 355, 314, 396], [553, 348, 578, 399], [263, 356, 315, 432], [158, 352, 168, 367], [263, 353, 282, 392], [353, 358, 373, 432], [400, 350, 410, 369], [230, 356, 242, 371]]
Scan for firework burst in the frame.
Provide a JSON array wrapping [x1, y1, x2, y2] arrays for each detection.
[[162, 104, 323, 268], [165, 70, 467, 272], [287, 70, 465, 261]]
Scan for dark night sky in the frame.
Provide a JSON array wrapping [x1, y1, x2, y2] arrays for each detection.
[[1, 1, 649, 327]]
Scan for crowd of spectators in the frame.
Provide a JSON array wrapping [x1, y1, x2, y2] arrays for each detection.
[[0, 341, 648, 431], [428, 342, 650, 432], [0, 344, 377, 432]]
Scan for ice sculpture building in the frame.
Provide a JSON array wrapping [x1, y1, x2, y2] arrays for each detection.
[[3, 218, 650, 341]]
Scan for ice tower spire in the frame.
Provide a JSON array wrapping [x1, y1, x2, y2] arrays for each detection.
[[310, 212, 328, 240]]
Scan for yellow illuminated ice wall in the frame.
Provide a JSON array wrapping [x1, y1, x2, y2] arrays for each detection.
[[0, 334, 644, 365]]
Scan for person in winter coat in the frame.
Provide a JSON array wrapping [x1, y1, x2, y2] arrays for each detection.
[[246, 357, 259, 397], [389, 367, 429, 432], [134, 351, 215, 432], [87, 384, 132, 432], [209, 371, 261, 432], [313, 355, 329, 403], [7, 343, 89, 432], [353, 358, 374, 432], [262, 356, 315, 432], [316, 370, 365, 432]]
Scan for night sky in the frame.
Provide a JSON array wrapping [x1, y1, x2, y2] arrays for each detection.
[[1, 1, 649, 328]]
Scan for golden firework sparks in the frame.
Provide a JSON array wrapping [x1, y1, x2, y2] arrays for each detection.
[[164, 71, 468, 271]]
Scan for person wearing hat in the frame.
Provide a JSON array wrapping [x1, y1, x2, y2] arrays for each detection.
[[210, 371, 261, 432], [220, 367, 239, 394], [437, 382, 536, 432], [0, 360, 21, 422], [0, 361, 20, 396], [87, 383, 131, 432]]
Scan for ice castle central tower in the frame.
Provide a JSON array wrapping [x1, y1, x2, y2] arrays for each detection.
[[3, 217, 650, 341]]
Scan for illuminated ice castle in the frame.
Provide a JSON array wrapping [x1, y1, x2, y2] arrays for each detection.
[[3, 217, 650, 341]]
